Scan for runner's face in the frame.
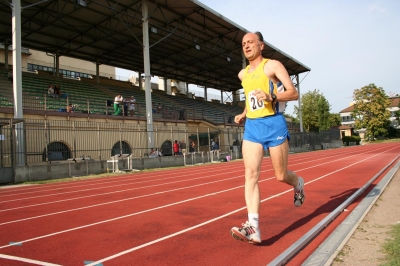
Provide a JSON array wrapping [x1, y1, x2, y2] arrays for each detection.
[[242, 33, 262, 60]]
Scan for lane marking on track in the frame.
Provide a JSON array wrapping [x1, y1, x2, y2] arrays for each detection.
[[0, 145, 371, 198], [1, 145, 397, 256], [0, 145, 384, 210], [0, 145, 382, 225], [0, 175, 264, 226], [84, 146, 399, 266], [0, 253, 61, 266]]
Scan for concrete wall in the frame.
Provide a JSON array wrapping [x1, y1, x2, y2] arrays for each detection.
[[13, 156, 187, 183], [11, 150, 242, 184]]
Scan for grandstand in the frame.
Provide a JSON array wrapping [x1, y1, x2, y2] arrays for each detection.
[[0, 67, 244, 124], [0, 0, 317, 184], [0, 66, 249, 182]]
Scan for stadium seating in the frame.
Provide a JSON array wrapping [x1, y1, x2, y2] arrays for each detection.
[[0, 67, 242, 124]]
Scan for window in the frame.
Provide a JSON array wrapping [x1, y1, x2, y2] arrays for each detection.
[[42, 142, 71, 162], [111, 141, 132, 156]]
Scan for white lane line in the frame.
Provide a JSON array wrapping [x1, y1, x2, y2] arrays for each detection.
[[0, 253, 61, 266], [1, 147, 368, 224], [0, 147, 359, 197], [0, 175, 252, 226], [0, 161, 243, 197], [0, 167, 245, 212], [84, 147, 399, 266], [0, 165, 243, 203], [0, 146, 374, 206], [1, 145, 387, 228], [0, 184, 244, 249], [1, 146, 394, 251]]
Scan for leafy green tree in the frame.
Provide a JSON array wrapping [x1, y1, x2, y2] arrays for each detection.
[[352, 84, 391, 139], [329, 113, 342, 127], [317, 96, 330, 130], [294, 89, 329, 132], [284, 114, 299, 123]]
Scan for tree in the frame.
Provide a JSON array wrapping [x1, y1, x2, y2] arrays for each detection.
[[329, 113, 342, 127], [352, 84, 391, 139], [294, 89, 329, 132], [317, 96, 330, 130]]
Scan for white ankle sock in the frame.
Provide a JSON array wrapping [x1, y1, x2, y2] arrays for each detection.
[[248, 213, 259, 228]]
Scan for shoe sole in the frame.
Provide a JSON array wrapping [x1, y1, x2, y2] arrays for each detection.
[[230, 229, 261, 245], [294, 193, 305, 207]]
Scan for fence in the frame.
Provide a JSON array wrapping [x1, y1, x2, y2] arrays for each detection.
[[0, 118, 341, 168], [0, 118, 343, 183], [0, 118, 246, 167]]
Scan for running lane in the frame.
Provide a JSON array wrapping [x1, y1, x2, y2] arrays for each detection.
[[0, 143, 398, 266]]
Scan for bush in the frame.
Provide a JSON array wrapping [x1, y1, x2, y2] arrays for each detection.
[[342, 136, 361, 146]]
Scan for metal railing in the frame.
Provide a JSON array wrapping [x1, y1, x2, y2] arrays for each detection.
[[0, 118, 340, 168], [0, 90, 244, 125]]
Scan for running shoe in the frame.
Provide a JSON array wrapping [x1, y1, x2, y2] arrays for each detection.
[[230, 221, 261, 244], [294, 177, 305, 207]]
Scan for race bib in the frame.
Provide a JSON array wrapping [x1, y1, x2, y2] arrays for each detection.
[[248, 89, 265, 112]]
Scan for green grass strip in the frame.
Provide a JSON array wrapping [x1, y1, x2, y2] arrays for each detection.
[[381, 223, 400, 266]]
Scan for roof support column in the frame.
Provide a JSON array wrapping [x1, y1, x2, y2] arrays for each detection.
[[11, 0, 26, 166], [55, 50, 60, 77], [220, 90, 223, 103], [4, 38, 8, 69], [204, 87, 207, 101], [296, 74, 303, 132], [12, 0, 22, 119], [142, 0, 154, 148], [96, 59, 100, 83]]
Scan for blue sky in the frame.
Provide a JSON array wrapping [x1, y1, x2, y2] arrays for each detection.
[[117, 0, 400, 116]]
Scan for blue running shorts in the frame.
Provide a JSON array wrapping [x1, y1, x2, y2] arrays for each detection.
[[243, 113, 290, 150]]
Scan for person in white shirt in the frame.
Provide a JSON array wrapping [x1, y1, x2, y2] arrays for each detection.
[[114, 94, 123, 115], [128, 96, 136, 116], [47, 84, 55, 97], [149, 148, 162, 158]]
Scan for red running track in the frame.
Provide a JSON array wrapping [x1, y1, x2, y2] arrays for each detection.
[[0, 143, 399, 266]]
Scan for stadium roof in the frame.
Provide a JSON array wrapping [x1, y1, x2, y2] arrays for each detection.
[[0, 0, 310, 92]]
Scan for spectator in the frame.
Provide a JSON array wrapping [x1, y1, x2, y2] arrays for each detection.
[[149, 148, 155, 155], [152, 102, 157, 113], [149, 148, 162, 158], [211, 139, 215, 151], [214, 138, 220, 150], [47, 84, 55, 97], [178, 109, 186, 120], [181, 140, 187, 154], [54, 84, 61, 97], [128, 96, 136, 116], [114, 94, 123, 115], [173, 140, 180, 156], [157, 103, 162, 113], [188, 140, 196, 153], [123, 97, 129, 116], [66, 103, 74, 113], [189, 140, 194, 153]]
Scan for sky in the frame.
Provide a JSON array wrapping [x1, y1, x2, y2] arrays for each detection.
[[117, 0, 400, 116]]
